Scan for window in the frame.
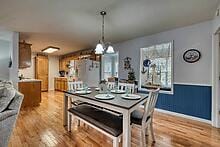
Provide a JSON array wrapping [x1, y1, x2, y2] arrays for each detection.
[[139, 41, 173, 93], [101, 52, 119, 80]]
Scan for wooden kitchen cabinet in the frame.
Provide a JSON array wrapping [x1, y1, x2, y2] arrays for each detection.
[[19, 41, 32, 69], [18, 80, 41, 108], [54, 77, 68, 91], [35, 55, 49, 91]]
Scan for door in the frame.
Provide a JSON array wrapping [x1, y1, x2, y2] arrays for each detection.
[[35, 55, 48, 91]]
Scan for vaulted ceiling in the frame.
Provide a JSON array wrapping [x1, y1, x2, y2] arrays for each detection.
[[0, 0, 219, 55]]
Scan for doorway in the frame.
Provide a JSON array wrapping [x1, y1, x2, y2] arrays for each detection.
[[101, 52, 119, 81]]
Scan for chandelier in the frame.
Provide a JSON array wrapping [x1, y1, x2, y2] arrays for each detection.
[[95, 11, 114, 54]]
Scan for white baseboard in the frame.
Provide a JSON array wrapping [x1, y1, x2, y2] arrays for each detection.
[[155, 108, 211, 124]]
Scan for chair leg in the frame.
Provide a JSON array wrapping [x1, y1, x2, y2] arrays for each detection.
[[150, 121, 155, 143], [77, 119, 80, 127], [67, 113, 72, 132], [141, 128, 147, 147], [145, 127, 149, 136], [113, 137, 119, 147]]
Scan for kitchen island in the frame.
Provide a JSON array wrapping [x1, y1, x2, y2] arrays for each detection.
[[18, 79, 42, 108]]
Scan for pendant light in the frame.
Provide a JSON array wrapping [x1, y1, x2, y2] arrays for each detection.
[[95, 11, 114, 54]]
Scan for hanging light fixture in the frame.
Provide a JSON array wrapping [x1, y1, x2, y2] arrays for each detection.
[[95, 11, 114, 55]]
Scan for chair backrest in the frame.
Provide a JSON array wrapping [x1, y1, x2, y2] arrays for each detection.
[[107, 82, 115, 90], [118, 82, 135, 93], [68, 81, 83, 90], [142, 88, 160, 125]]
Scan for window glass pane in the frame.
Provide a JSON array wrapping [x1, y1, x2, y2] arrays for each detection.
[[140, 42, 173, 91]]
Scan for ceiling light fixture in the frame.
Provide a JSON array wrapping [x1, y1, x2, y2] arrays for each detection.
[[95, 11, 114, 55], [42, 46, 60, 54]]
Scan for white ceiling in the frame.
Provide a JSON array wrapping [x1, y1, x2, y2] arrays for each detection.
[[0, 0, 219, 55]]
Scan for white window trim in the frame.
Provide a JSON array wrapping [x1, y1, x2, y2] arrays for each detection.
[[139, 41, 174, 95]]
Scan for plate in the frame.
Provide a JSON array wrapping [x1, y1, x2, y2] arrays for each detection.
[[76, 87, 91, 91], [111, 90, 125, 94], [75, 90, 92, 94], [95, 87, 100, 91], [95, 94, 115, 100], [121, 94, 141, 100]]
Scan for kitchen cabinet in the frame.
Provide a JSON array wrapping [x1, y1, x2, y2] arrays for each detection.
[[54, 77, 68, 91], [35, 55, 49, 91], [19, 41, 32, 69], [18, 80, 41, 108]]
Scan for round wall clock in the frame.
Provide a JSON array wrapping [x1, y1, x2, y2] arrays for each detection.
[[183, 49, 201, 63]]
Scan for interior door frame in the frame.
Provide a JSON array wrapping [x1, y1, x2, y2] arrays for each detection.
[[212, 28, 220, 128]]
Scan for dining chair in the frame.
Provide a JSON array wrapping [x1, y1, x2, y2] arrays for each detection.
[[68, 81, 84, 126], [131, 88, 160, 147], [118, 82, 135, 93], [107, 82, 115, 90], [68, 81, 84, 91]]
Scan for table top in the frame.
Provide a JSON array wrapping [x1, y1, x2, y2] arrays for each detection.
[[65, 88, 148, 109]]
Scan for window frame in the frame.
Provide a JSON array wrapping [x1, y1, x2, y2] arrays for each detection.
[[139, 41, 174, 95]]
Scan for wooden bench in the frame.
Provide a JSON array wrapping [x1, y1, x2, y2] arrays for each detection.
[[68, 104, 122, 147]]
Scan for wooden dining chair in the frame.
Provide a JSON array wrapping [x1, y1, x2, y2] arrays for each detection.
[[118, 82, 135, 93], [107, 82, 115, 90], [131, 88, 160, 147]]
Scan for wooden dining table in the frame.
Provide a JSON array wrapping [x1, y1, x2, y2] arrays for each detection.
[[63, 88, 148, 147]]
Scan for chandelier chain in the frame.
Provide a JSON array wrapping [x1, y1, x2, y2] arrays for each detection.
[[102, 13, 105, 43]]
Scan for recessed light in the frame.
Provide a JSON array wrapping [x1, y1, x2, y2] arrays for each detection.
[[42, 46, 60, 53]]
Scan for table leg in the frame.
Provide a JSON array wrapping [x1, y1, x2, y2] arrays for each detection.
[[63, 94, 68, 127], [123, 111, 131, 147]]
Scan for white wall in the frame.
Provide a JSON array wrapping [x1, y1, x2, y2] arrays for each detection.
[[0, 40, 10, 80], [0, 30, 18, 88], [9, 32, 19, 88], [114, 21, 212, 86], [48, 56, 59, 90]]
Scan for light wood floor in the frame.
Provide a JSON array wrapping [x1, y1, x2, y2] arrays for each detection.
[[9, 91, 220, 147]]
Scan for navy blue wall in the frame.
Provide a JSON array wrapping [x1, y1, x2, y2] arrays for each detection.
[[141, 84, 212, 120]]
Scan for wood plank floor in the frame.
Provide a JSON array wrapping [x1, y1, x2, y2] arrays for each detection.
[[9, 91, 220, 147]]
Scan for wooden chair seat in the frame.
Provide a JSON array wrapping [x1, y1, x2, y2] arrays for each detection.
[[68, 104, 122, 137]]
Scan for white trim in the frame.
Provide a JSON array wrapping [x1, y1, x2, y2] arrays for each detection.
[[155, 108, 211, 124], [212, 32, 220, 128], [174, 82, 211, 87]]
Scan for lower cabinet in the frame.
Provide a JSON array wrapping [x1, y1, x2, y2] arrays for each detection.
[[18, 80, 42, 108], [54, 77, 67, 91]]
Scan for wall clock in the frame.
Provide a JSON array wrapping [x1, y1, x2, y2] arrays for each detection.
[[183, 49, 201, 63]]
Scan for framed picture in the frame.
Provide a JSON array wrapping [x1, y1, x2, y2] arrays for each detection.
[[183, 49, 201, 63]]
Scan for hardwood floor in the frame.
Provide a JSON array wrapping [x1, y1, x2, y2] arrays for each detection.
[[9, 91, 220, 147]]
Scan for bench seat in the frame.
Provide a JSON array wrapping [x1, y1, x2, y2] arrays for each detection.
[[68, 104, 122, 137]]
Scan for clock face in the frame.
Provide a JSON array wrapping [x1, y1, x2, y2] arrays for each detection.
[[183, 49, 201, 63]]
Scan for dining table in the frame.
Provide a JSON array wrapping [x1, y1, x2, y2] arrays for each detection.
[[63, 87, 148, 147]]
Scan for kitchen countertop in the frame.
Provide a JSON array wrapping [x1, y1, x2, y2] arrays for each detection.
[[19, 79, 42, 82]]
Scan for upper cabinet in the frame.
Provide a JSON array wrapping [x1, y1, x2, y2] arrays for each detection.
[[19, 40, 32, 69]]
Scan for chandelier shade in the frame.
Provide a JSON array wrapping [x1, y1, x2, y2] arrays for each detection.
[[106, 45, 114, 54], [95, 11, 114, 55], [95, 43, 104, 54]]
